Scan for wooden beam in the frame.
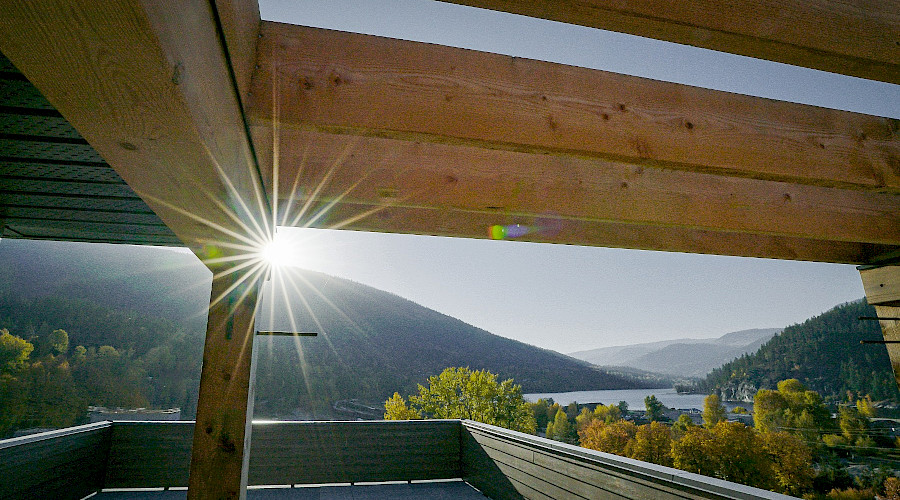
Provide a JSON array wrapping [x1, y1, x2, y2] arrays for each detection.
[[438, 1, 900, 85], [258, 128, 899, 246], [860, 266, 900, 391], [189, 267, 259, 499], [250, 23, 900, 195], [213, 0, 261, 105], [1, 2, 266, 499], [0, 0, 268, 251], [251, 122, 899, 264], [861, 266, 900, 307]]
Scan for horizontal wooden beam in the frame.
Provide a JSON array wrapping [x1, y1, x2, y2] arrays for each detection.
[[438, 0, 900, 85], [251, 127, 899, 264], [250, 23, 899, 194]]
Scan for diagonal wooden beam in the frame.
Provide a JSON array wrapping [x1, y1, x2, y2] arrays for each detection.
[[438, 0, 900, 85], [1, 2, 266, 499], [248, 23, 900, 264]]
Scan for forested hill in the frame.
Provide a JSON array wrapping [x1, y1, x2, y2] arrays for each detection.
[[252, 269, 654, 416], [0, 239, 650, 423], [700, 300, 899, 402]]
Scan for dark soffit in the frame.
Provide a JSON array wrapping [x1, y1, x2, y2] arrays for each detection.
[[0, 52, 183, 247]]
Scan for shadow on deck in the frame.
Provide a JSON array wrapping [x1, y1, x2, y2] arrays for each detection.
[[1, 419, 795, 499]]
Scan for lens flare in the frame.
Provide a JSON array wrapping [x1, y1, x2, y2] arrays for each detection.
[[261, 235, 294, 269]]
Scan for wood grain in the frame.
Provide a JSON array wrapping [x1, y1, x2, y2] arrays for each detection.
[[861, 266, 900, 306], [188, 271, 259, 499], [250, 22, 900, 193], [438, 0, 900, 84], [250, 127, 899, 264], [0, 0, 270, 252]]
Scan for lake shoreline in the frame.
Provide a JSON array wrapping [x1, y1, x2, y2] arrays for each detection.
[[525, 387, 753, 412]]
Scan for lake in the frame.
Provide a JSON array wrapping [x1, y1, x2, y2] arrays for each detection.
[[525, 388, 751, 412]]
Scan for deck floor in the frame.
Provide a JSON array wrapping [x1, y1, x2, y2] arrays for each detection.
[[93, 481, 487, 499]]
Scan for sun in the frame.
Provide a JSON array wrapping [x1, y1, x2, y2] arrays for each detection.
[[261, 237, 294, 269], [258, 227, 324, 271]]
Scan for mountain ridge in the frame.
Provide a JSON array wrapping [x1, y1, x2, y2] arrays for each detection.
[[0, 240, 657, 418], [568, 328, 781, 378]]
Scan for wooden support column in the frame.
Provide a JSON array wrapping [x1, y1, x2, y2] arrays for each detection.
[[189, 266, 261, 500], [860, 266, 900, 391]]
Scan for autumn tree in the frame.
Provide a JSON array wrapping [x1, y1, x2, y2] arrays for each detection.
[[673, 422, 776, 490], [402, 367, 536, 433], [579, 419, 637, 457], [631, 421, 673, 466], [672, 426, 717, 477], [702, 393, 726, 427], [760, 431, 814, 496], [753, 379, 830, 443], [384, 392, 421, 420]]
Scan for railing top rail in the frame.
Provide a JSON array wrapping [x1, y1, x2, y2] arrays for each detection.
[[102, 419, 462, 426], [0, 420, 111, 449], [462, 419, 796, 500]]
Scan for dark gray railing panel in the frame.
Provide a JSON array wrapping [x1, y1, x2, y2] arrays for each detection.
[[461, 420, 796, 500], [103, 421, 194, 488], [0, 421, 112, 500], [249, 420, 461, 484], [103, 420, 461, 488]]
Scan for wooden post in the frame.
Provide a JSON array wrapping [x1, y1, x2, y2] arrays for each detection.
[[860, 265, 900, 391], [188, 267, 261, 500]]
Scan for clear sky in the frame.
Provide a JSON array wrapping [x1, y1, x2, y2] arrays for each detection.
[[256, 0, 899, 353]]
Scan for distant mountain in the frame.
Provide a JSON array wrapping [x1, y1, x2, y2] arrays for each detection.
[[568, 328, 780, 378], [701, 300, 899, 402], [0, 239, 652, 418]]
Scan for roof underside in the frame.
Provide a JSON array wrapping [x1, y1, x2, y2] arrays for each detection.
[[0, 1, 897, 264], [0, 53, 181, 246]]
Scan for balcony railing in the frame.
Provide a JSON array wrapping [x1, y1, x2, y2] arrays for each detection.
[[1, 419, 794, 500]]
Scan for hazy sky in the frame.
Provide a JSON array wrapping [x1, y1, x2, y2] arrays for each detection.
[[255, 1, 898, 353]]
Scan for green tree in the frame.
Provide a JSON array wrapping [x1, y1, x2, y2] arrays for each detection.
[[529, 398, 551, 432], [407, 367, 536, 433], [702, 394, 726, 427], [644, 394, 665, 422], [592, 403, 622, 423], [546, 408, 576, 444], [671, 413, 695, 439], [47, 329, 69, 356], [0, 330, 33, 373], [384, 392, 421, 420], [631, 421, 673, 466], [575, 407, 594, 432]]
